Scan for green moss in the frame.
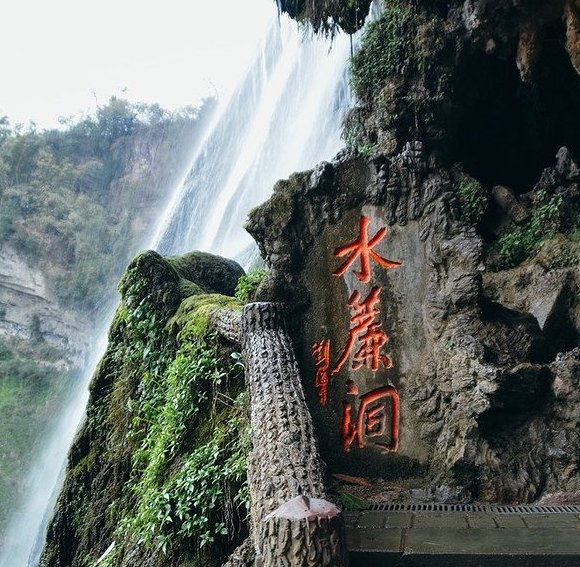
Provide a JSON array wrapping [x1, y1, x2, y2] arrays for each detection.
[[106, 366, 139, 458], [179, 277, 205, 299], [342, 111, 379, 156], [497, 191, 563, 268], [167, 293, 242, 339], [115, 332, 249, 560], [248, 179, 297, 232], [167, 251, 244, 297], [119, 250, 183, 319], [70, 446, 99, 479], [350, 4, 414, 102], [107, 263, 246, 561], [108, 303, 128, 341]]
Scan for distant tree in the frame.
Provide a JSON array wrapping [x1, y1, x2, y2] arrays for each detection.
[[0, 116, 10, 146], [96, 96, 137, 148], [2, 132, 41, 184]]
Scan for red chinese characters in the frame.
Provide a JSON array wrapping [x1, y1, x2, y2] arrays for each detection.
[[311, 214, 402, 454], [333, 215, 401, 283], [332, 287, 393, 376], [311, 339, 331, 406], [341, 385, 400, 452]]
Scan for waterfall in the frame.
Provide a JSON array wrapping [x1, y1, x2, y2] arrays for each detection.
[[152, 16, 352, 259], [0, 328, 111, 567], [0, 8, 354, 567]]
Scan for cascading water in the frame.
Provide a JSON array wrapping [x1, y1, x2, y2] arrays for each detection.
[[0, 328, 111, 567], [0, 6, 358, 567], [152, 15, 353, 258]]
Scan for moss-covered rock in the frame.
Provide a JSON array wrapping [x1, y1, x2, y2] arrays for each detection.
[[118, 250, 183, 320], [167, 294, 243, 339], [167, 251, 244, 297], [40, 250, 249, 567]]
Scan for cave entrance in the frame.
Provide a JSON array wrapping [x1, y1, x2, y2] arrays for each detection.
[[448, 24, 580, 193]]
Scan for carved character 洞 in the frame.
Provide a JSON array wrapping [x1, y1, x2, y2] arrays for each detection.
[[340, 385, 400, 452]]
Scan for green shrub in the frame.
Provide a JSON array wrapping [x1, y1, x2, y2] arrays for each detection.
[[498, 191, 563, 267], [235, 268, 267, 303], [342, 112, 378, 156], [350, 4, 413, 102], [457, 179, 488, 226]]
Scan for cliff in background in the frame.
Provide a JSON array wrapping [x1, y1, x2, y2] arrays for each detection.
[[0, 97, 216, 339], [0, 98, 215, 541]]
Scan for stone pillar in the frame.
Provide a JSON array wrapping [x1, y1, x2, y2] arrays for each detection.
[[240, 302, 347, 567]]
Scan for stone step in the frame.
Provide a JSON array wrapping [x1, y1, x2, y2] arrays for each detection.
[[345, 510, 580, 567]]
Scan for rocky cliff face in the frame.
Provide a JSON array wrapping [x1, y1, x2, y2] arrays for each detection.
[[246, 142, 580, 504], [343, 0, 580, 193], [103, 119, 204, 256], [243, 0, 580, 505], [0, 245, 88, 367]]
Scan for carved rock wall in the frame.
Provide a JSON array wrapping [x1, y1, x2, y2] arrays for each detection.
[[246, 143, 580, 503]]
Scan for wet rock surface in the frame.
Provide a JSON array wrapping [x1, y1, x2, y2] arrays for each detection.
[[247, 143, 580, 504]]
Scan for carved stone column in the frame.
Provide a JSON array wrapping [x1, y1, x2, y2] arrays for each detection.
[[210, 307, 241, 343], [240, 302, 347, 567]]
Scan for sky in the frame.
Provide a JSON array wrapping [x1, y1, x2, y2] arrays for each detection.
[[0, 0, 276, 129]]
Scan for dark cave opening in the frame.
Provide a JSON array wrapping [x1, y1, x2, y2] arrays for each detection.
[[448, 25, 580, 193], [477, 364, 552, 445]]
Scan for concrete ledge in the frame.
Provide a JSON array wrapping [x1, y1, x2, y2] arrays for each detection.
[[346, 510, 580, 566]]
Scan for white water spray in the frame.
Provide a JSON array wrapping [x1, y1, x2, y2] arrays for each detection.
[[0, 7, 357, 567], [152, 15, 353, 258]]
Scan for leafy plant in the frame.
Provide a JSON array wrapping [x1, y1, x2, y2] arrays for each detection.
[[342, 112, 378, 156], [350, 3, 413, 102], [338, 490, 368, 511], [235, 268, 267, 303], [109, 281, 250, 560], [457, 179, 488, 226], [498, 191, 563, 267]]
